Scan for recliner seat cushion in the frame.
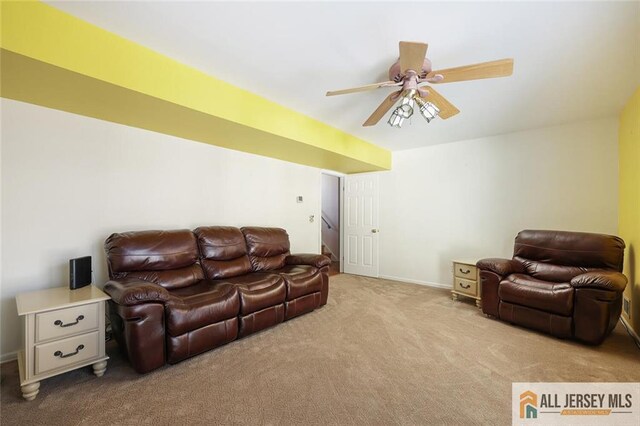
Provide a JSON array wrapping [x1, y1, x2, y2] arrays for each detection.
[[499, 274, 574, 316], [194, 226, 252, 279], [165, 281, 239, 336], [217, 273, 285, 315], [274, 265, 322, 300]]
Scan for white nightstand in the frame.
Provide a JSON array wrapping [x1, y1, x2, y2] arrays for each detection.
[[451, 259, 482, 309], [15, 285, 110, 401]]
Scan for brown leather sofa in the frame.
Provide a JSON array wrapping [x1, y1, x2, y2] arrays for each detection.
[[477, 230, 627, 344], [104, 226, 330, 373]]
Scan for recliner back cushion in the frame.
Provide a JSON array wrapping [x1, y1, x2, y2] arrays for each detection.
[[194, 226, 252, 279], [511, 259, 593, 283], [241, 227, 290, 271], [513, 230, 625, 282], [105, 229, 203, 289]]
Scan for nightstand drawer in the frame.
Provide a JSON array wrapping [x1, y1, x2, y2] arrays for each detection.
[[454, 277, 477, 296], [35, 331, 100, 375], [454, 263, 477, 279], [36, 303, 99, 342]]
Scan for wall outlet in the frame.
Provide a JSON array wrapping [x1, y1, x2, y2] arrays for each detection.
[[296, 196, 303, 203]]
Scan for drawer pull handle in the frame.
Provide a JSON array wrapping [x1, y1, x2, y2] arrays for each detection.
[[459, 268, 471, 274], [54, 344, 84, 359], [54, 315, 84, 328], [459, 282, 471, 289]]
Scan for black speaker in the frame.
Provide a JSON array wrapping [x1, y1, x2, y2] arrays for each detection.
[[69, 256, 92, 290]]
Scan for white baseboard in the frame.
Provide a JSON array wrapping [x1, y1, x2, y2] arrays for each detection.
[[0, 351, 18, 365], [621, 317, 640, 346], [378, 275, 450, 290]]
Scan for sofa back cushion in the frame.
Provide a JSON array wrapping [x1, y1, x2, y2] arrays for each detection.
[[513, 230, 625, 282], [241, 227, 290, 271], [105, 229, 203, 290], [194, 226, 252, 279]]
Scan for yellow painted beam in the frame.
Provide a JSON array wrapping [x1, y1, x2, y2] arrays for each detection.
[[0, 1, 391, 173]]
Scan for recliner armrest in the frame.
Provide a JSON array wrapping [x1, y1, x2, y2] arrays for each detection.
[[571, 271, 627, 292], [285, 253, 331, 269], [104, 278, 171, 306], [476, 258, 525, 277]]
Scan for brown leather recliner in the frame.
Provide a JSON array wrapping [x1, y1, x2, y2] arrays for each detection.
[[104, 226, 330, 373], [477, 230, 627, 344]]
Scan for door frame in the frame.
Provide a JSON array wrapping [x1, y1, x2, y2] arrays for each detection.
[[321, 170, 382, 275], [320, 170, 345, 272]]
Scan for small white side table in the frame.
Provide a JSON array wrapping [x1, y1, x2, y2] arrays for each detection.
[[15, 285, 110, 401], [451, 259, 482, 309]]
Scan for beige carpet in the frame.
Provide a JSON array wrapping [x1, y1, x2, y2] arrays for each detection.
[[1, 274, 639, 425]]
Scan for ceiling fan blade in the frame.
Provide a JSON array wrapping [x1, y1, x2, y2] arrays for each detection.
[[427, 58, 513, 83], [326, 81, 401, 96], [399, 41, 428, 74], [363, 90, 402, 127], [419, 86, 460, 119]]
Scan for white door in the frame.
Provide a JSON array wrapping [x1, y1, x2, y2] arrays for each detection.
[[343, 172, 379, 277]]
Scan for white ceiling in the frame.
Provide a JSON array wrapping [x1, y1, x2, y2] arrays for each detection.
[[46, 1, 639, 151]]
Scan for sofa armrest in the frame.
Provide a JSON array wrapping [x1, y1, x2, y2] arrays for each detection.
[[104, 278, 171, 306], [286, 253, 331, 269], [476, 258, 525, 277], [571, 271, 627, 292]]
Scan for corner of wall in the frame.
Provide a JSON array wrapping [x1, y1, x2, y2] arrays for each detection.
[[618, 86, 640, 338]]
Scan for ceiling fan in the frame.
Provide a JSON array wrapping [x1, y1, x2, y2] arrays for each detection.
[[326, 41, 514, 128]]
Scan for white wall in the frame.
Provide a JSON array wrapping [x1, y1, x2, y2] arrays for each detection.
[[379, 118, 619, 287], [0, 99, 322, 360], [1, 100, 621, 360], [321, 173, 340, 259]]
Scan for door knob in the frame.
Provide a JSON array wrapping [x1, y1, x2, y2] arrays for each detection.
[[371, 229, 379, 233]]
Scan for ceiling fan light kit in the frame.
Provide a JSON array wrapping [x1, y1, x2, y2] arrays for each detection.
[[387, 109, 404, 128], [387, 90, 441, 128], [387, 90, 415, 128], [415, 97, 440, 123], [326, 41, 514, 128]]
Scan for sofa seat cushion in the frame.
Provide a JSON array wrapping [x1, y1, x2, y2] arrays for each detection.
[[218, 273, 285, 315], [166, 281, 239, 336], [273, 265, 322, 300], [499, 274, 574, 316]]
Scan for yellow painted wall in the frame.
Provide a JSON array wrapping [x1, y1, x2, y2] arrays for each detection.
[[619, 86, 640, 335], [0, 1, 391, 173]]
